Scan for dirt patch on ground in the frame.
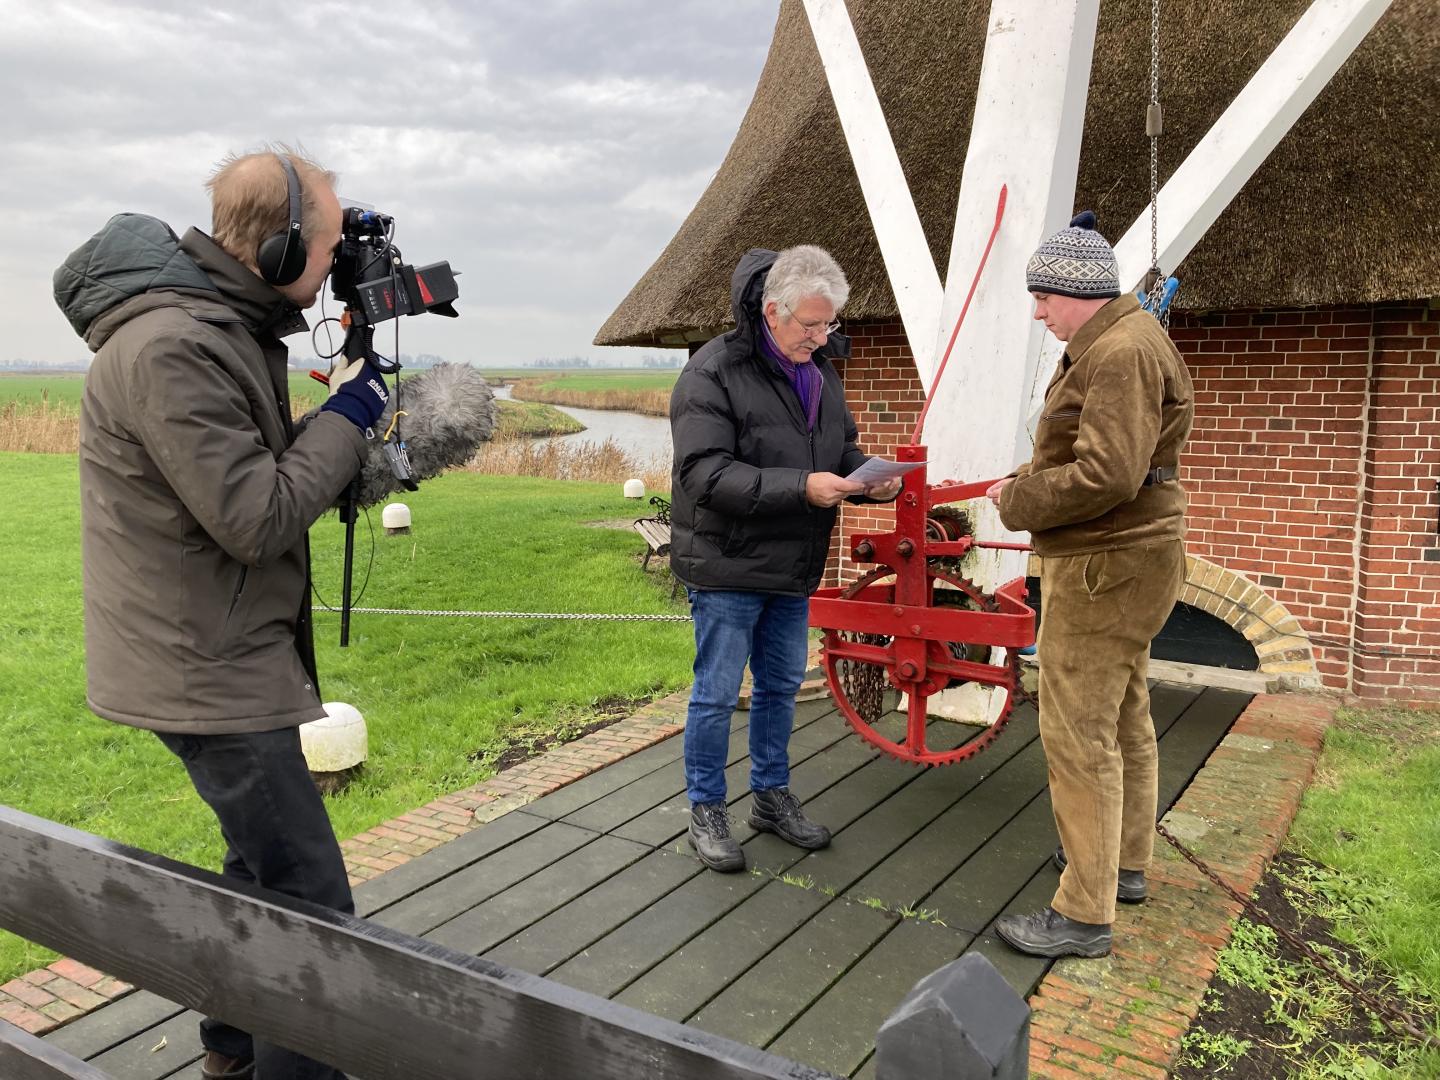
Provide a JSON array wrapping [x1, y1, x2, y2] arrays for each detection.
[[1172, 851, 1436, 1078], [470, 694, 651, 773]]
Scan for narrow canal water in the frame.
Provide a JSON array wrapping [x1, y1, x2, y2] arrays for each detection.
[[492, 383, 673, 467]]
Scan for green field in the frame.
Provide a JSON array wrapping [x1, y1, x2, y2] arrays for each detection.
[[0, 373, 86, 407], [2, 371, 332, 413], [0, 452, 692, 981], [524, 371, 679, 392], [2, 368, 680, 406]]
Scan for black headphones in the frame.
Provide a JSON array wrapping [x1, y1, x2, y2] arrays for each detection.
[[256, 155, 306, 287]]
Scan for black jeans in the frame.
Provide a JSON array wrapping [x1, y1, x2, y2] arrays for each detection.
[[157, 727, 352, 1080]]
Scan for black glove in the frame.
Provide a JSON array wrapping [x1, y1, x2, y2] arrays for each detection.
[[320, 359, 389, 432]]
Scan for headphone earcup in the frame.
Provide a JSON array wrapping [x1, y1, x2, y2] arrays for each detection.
[[257, 226, 306, 287]]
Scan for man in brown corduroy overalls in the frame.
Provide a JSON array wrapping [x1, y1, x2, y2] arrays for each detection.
[[988, 211, 1194, 958]]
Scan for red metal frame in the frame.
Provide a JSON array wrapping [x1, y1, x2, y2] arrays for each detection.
[[808, 445, 1036, 765]]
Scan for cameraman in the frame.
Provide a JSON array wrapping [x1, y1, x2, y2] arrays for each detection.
[[54, 147, 387, 1080]]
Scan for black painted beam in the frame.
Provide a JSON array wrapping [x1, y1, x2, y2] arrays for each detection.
[[0, 806, 835, 1080]]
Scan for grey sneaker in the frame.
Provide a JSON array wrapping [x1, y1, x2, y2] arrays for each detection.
[[994, 907, 1112, 958], [688, 802, 745, 872], [749, 787, 831, 850], [1052, 846, 1147, 903]]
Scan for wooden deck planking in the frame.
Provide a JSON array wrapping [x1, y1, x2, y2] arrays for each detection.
[[475, 716, 961, 977], [686, 898, 898, 1050], [84, 1008, 205, 1080], [483, 848, 700, 975], [42, 680, 1249, 1080], [763, 918, 976, 1078], [565, 705, 851, 843], [425, 833, 653, 954], [612, 880, 834, 1021], [44, 992, 184, 1062], [373, 820, 597, 936], [352, 805, 550, 918]]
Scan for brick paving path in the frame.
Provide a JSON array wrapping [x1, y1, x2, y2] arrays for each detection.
[[4, 688, 1336, 1080], [1027, 693, 1335, 1078]]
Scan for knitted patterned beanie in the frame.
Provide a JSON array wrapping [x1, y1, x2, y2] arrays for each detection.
[[1025, 210, 1120, 299]]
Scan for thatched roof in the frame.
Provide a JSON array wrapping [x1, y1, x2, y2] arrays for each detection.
[[597, 0, 1437, 347]]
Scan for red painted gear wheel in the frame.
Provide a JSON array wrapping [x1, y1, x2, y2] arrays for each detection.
[[819, 564, 1022, 766]]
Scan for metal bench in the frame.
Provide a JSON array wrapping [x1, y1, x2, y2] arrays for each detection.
[[634, 496, 679, 600], [634, 518, 672, 571]]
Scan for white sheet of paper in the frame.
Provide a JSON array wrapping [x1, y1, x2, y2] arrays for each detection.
[[844, 458, 924, 485]]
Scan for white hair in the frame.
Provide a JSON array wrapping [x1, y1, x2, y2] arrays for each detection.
[[761, 244, 850, 319]]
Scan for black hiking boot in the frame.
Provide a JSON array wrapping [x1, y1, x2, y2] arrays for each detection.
[[688, 802, 745, 872], [749, 787, 831, 850], [1052, 846, 1147, 903], [994, 907, 1112, 958]]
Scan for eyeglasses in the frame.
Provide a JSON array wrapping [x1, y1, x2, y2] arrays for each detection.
[[781, 302, 841, 340]]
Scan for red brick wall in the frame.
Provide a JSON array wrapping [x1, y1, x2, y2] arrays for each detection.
[[830, 321, 924, 585], [1172, 307, 1371, 688], [834, 302, 1440, 701], [1353, 306, 1440, 697]]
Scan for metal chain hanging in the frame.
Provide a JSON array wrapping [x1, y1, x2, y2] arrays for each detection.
[[1145, 0, 1170, 324], [327, 607, 693, 622], [1156, 822, 1440, 1051]]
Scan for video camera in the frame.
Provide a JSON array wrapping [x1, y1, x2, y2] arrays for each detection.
[[329, 206, 459, 374], [324, 206, 461, 647]]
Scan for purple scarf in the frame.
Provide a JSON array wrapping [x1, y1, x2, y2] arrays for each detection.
[[760, 318, 822, 430]]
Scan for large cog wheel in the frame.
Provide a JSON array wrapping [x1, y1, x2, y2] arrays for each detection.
[[820, 565, 1023, 766]]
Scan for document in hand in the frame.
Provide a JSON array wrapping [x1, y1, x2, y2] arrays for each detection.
[[844, 458, 924, 486]]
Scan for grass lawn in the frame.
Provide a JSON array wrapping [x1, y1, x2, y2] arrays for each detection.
[[1178, 704, 1440, 1077], [0, 453, 692, 982]]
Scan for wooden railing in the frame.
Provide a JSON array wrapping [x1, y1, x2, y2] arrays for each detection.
[[0, 805, 1029, 1079]]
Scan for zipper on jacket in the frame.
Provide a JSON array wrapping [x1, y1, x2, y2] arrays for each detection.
[[1041, 409, 1082, 421], [807, 430, 823, 586], [226, 567, 248, 621]]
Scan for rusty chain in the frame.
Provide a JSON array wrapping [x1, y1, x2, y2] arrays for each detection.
[[1154, 820, 1440, 1050]]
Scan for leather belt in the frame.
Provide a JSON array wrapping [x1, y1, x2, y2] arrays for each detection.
[[1142, 465, 1179, 486]]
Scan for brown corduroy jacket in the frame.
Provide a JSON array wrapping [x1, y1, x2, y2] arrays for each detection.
[[998, 295, 1194, 557]]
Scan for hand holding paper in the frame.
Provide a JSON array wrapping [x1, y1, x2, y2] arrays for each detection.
[[844, 458, 923, 486]]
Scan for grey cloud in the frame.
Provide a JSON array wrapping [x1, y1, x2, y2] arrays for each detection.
[[2, 0, 776, 366]]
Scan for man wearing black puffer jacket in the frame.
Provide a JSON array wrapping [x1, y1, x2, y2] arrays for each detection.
[[670, 245, 899, 872]]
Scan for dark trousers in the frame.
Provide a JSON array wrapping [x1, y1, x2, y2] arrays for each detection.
[[157, 727, 353, 1080]]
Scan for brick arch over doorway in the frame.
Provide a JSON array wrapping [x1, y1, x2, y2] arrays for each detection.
[[1177, 555, 1321, 688]]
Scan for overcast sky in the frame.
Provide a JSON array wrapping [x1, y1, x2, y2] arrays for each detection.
[[1, 0, 777, 368]]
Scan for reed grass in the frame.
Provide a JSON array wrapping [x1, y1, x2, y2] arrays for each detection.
[[0, 398, 79, 454], [493, 399, 585, 437], [510, 378, 670, 418], [1, 392, 671, 490], [466, 433, 669, 491]]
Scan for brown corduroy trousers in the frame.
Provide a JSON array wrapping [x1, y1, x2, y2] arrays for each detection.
[[1037, 539, 1186, 926]]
